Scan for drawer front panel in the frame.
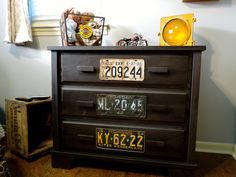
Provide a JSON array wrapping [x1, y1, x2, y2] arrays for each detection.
[[62, 121, 186, 159], [62, 86, 188, 123], [61, 53, 191, 88]]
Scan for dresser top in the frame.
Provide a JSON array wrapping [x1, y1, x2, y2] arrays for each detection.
[[48, 46, 206, 52]]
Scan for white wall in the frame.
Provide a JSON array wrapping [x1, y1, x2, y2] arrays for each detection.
[[0, 0, 236, 144]]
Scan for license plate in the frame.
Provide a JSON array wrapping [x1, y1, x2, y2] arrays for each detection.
[[96, 94, 146, 118], [99, 59, 144, 81], [96, 128, 145, 152]]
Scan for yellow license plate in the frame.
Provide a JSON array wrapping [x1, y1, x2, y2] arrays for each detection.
[[99, 59, 144, 81], [96, 128, 145, 152]]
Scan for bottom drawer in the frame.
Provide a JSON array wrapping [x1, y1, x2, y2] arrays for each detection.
[[61, 121, 186, 160]]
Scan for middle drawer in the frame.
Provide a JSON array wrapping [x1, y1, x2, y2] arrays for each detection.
[[61, 86, 188, 123]]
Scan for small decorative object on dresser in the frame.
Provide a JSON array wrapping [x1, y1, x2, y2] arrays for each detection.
[[116, 33, 148, 46], [159, 13, 195, 46], [60, 8, 105, 46], [48, 46, 206, 177]]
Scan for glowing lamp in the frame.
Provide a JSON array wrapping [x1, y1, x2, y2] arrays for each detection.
[[159, 13, 195, 46]]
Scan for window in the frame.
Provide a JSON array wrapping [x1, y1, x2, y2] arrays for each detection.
[[30, 0, 103, 36]]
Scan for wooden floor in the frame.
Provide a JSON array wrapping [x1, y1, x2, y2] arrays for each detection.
[[4, 152, 236, 177]]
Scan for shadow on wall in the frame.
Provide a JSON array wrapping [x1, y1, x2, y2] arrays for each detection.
[[235, 109, 236, 145], [29, 36, 61, 50], [102, 26, 135, 46], [5, 35, 61, 59], [0, 107, 5, 125], [195, 27, 236, 143]]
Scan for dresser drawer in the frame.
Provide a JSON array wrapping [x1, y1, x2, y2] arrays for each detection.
[[62, 86, 188, 123], [61, 53, 191, 88], [62, 121, 186, 159], [50, 46, 206, 170]]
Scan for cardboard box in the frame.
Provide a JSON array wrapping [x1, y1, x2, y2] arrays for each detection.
[[5, 98, 52, 159]]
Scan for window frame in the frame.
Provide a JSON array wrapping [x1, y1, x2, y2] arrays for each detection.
[[30, 0, 108, 36], [31, 19, 60, 36]]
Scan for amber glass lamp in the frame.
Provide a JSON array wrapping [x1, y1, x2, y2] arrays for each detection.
[[159, 13, 195, 46]]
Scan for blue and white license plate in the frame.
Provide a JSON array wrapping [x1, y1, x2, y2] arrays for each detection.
[[99, 59, 144, 81], [96, 94, 146, 118]]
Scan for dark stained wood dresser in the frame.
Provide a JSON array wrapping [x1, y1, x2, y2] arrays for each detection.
[[48, 46, 206, 177]]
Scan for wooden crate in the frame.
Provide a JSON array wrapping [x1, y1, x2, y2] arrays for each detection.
[[5, 98, 52, 159]]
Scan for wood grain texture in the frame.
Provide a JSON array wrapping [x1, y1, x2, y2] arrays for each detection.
[[49, 46, 206, 172], [5, 99, 52, 159], [5, 152, 236, 177], [5, 151, 167, 177]]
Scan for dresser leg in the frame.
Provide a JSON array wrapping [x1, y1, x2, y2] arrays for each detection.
[[51, 154, 75, 169], [168, 168, 196, 177]]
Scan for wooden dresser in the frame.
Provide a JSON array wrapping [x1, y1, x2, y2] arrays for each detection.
[[48, 46, 206, 177]]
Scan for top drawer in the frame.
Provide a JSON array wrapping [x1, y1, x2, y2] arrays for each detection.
[[61, 53, 192, 89]]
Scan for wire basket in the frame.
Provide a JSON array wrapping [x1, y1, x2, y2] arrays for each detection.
[[60, 13, 105, 46]]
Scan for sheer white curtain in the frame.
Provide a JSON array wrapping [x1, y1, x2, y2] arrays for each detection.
[[4, 0, 32, 44]]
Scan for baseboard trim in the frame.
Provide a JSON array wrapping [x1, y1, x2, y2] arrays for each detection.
[[233, 145, 236, 160], [196, 141, 234, 156]]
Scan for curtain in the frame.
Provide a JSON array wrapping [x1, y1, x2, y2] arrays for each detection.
[[4, 0, 32, 44]]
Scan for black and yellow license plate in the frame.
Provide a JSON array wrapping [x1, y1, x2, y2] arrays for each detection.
[[96, 128, 145, 153], [99, 59, 144, 81], [96, 94, 146, 118]]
